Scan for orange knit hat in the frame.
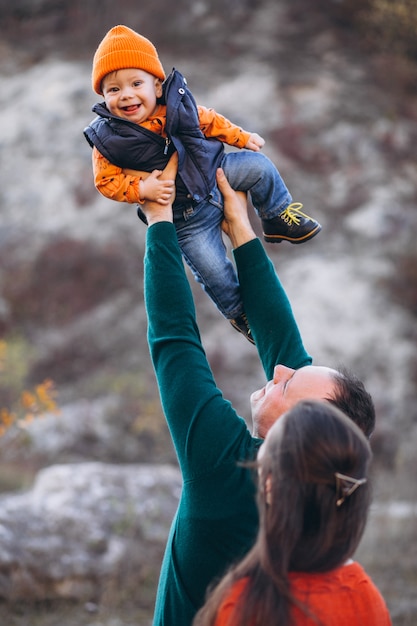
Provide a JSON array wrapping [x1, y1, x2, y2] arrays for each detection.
[[92, 25, 166, 94]]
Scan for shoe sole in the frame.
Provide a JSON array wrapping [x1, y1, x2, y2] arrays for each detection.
[[229, 320, 256, 345], [263, 224, 322, 244]]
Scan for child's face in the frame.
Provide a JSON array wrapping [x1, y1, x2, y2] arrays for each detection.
[[102, 68, 163, 124]]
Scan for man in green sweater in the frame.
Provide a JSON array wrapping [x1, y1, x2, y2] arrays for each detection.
[[143, 167, 375, 626]]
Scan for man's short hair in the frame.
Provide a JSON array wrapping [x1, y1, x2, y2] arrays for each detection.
[[327, 368, 375, 438]]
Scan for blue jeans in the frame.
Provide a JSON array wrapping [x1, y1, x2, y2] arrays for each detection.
[[221, 151, 292, 218], [174, 151, 292, 319]]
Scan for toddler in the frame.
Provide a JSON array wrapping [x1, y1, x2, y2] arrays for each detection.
[[84, 25, 321, 343]]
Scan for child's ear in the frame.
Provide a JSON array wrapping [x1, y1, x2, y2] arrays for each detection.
[[155, 79, 163, 98]]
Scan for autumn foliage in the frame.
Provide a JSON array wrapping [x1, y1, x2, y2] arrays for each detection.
[[0, 340, 59, 436]]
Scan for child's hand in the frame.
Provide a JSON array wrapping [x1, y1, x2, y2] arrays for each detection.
[[141, 170, 175, 205], [244, 133, 265, 152]]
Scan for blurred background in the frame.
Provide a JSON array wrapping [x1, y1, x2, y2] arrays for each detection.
[[0, 0, 416, 624]]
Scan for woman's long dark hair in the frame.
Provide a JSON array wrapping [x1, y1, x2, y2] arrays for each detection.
[[193, 400, 372, 626]]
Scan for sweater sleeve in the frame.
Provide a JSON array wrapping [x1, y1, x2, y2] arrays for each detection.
[[233, 239, 312, 380], [145, 222, 253, 479], [93, 147, 141, 203], [197, 105, 251, 148]]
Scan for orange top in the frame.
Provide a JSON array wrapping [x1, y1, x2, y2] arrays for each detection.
[[214, 562, 391, 626], [92, 104, 251, 204]]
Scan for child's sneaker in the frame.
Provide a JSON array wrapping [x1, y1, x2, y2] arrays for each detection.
[[230, 313, 255, 345], [262, 203, 322, 244]]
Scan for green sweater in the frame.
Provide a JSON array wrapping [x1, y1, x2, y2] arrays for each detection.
[[145, 222, 312, 626]]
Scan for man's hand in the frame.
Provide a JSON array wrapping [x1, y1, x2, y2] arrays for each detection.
[[216, 168, 257, 249]]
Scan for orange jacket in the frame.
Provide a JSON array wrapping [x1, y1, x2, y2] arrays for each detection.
[[93, 104, 251, 204], [214, 562, 391, 626]]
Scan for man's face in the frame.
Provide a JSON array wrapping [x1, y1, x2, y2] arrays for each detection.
[[250, 364, 337, 438]]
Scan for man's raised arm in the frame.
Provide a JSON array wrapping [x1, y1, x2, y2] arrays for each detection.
[[216, 168, 312, 379]]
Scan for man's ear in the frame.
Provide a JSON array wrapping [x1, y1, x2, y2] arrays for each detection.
[[155, 79, 163, 98]]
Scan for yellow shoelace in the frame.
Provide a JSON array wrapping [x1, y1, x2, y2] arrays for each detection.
[[279, 203, 314, 225]]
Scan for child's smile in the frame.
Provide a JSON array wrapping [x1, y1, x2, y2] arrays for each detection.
[[102, 68, 163, 125]]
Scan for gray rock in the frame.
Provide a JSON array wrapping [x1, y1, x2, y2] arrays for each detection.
[[0, 463, 181, 601]]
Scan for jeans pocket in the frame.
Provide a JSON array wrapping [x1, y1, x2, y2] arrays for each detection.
[[207, 185, 223, 210]]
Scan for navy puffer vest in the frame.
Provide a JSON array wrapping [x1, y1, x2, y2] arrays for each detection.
[[84, 69, 224, 205]]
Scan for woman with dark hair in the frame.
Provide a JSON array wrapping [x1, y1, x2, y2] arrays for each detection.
[[193, 400, 391, 626]]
